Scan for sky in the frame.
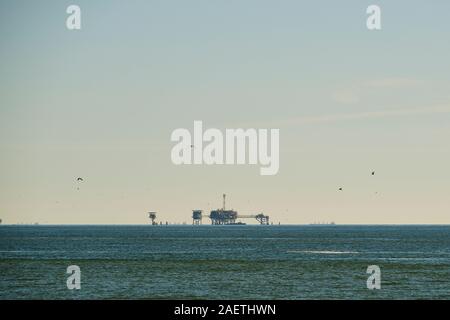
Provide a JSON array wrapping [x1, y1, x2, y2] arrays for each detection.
[[1, 0, 450, 224]]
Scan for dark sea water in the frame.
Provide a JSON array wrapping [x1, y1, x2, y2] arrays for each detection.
[[0, 225, 449, 299]]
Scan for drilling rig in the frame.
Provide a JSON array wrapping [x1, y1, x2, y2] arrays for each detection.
[[192, 194, 270, 225]]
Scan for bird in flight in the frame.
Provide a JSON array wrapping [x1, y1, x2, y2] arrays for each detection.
[[371, 171, 375, 176], [338, 187, 343, 191], [76, 177, 84, 182]]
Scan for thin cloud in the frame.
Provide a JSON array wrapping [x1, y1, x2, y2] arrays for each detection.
[[330, 77, 422, 106], [365, 77, 423, 89], [269, 105, 450, 126], [331, 89, 360, 104]]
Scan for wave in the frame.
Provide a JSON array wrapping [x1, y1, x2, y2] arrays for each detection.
[[287, 250, 359, 254]]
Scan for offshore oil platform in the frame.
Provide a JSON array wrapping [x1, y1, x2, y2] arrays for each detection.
[[192, 194, 270, 225]]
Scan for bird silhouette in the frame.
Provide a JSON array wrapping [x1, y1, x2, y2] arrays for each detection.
[[371, 171, 375, 176], [338, 187, 343, 191], [77, 177, 84, 182]]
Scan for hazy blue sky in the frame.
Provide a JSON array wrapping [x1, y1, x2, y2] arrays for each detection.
[[1, 0, 450, 224]]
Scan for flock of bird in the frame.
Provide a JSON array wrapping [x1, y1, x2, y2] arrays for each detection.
[[75, 171, 376, 192]]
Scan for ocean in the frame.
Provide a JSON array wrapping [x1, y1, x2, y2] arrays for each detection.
[[0, 225, 449, 299]]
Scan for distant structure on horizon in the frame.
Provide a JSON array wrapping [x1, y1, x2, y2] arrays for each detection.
[[192, 194, 270, 225], [309, 222, 336, 226], [148, 212, 157, 225], [192, 210, 202, 225]]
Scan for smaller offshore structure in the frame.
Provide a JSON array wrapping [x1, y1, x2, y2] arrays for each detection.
[[192, 194, 270, 225], [148, 212, 157, 225], [192, 210, 203, 225]]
